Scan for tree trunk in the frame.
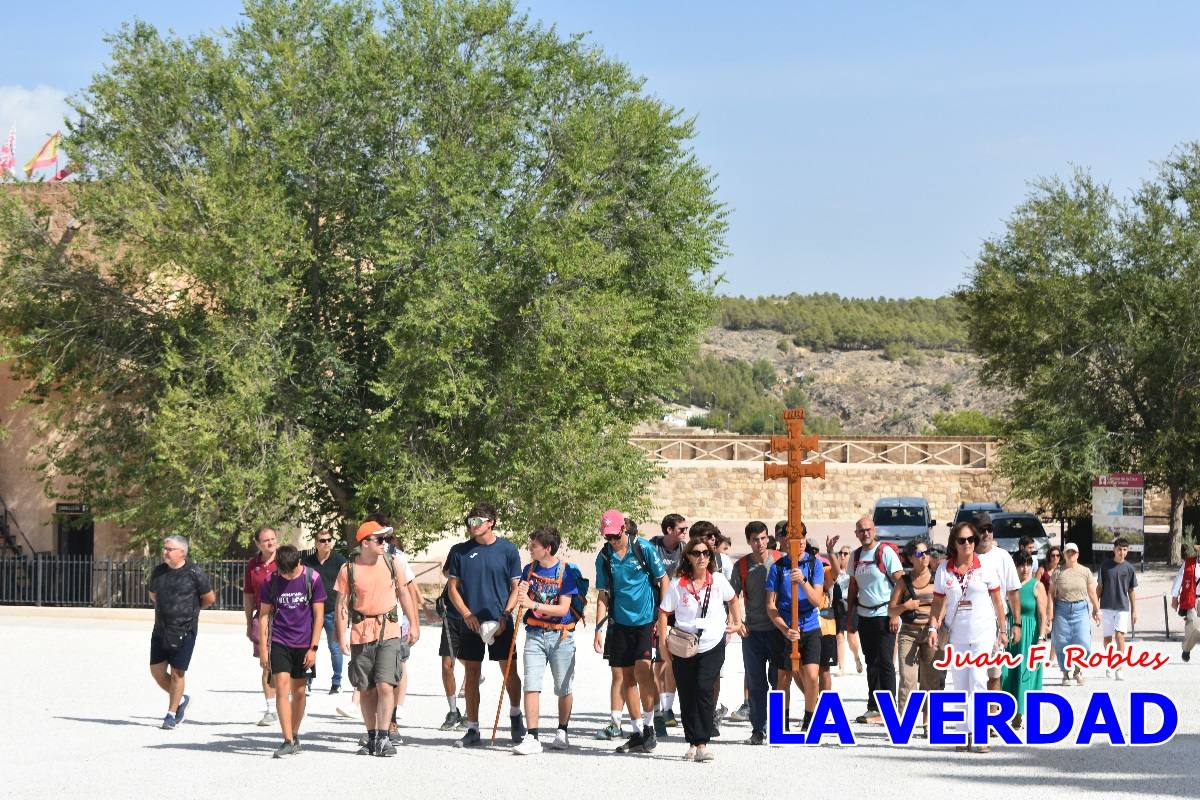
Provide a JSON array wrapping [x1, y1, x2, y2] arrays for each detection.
[[1169, 483, 1185, 568]]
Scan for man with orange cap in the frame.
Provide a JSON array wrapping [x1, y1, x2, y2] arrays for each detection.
[[334, 519, 421, 757]]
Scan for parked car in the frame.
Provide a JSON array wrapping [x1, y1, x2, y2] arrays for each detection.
[[989, 512, 1051, 560], [947, 501, 1004, 528], [872, 497, 936, 545]]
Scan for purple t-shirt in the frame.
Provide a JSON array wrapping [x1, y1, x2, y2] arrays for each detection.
[[259, 568, 328, 649]]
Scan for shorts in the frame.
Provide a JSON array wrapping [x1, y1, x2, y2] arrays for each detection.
[[1101, 609, 1131, 637], [523, 627, 576, 696], [270, 643, 315, 680], [607, 621, 655, 668], [349, 637, 409, 689], [150, 630, 196, 671], [819, 634, 838, 670], [773, 626, 822, 669], [439, 622, 454, 659], [249, 616, 263, 659], [443, 614, 515, 662]]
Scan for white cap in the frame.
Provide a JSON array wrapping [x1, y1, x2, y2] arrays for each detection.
[[478, 620, 500, 645], [1063, 542, 1079, 553]]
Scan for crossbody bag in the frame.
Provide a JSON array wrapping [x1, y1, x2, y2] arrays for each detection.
[[666, 581, 713, 659]]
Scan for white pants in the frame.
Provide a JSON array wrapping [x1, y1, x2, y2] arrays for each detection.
[[949, 632, 995, 737]]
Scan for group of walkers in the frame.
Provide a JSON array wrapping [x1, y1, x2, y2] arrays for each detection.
[[146, 505, 1172, 759]]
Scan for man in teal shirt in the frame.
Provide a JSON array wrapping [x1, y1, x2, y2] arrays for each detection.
[[594, 509, 668, 755]]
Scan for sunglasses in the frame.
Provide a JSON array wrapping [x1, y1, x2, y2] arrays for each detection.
[[912, 551, 928, 558], [956, 536, 978, 545], [837, 551, 850, 557], [466, 516, 491, 527], [689, 550, 711, 559], [978, 525, 994, 533], [316, 538, 333, 544], [366, 535, 389, 544]]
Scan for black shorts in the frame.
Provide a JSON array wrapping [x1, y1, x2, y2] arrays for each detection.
[[150, 630, 196, 671], [607, 621, 655, 668], [439, 622, 454, 659], [443, 614, 515, 662], [270, 643, 315, 680], [820, 634, 838, 670], [773, 627, 822, 669]]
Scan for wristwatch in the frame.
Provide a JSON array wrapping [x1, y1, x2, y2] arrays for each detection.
[[310, 645, 319, 652]]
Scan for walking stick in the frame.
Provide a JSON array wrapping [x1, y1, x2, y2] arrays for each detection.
[[491, 616, 520, 743]]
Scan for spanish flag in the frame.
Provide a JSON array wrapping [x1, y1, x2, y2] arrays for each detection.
[[23, 131, 60, 177]]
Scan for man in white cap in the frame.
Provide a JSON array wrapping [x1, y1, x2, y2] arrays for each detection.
[[446, 502, 524, 748], [594, 509, 669, 754]]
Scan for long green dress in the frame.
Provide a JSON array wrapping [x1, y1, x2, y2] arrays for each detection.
[[1001, 577, 1043, 714]]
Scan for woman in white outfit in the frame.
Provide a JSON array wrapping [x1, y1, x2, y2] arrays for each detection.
[[928, 521, 1007, 753]]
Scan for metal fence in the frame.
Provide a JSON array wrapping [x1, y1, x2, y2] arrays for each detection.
[[0, 556, 249, 609]]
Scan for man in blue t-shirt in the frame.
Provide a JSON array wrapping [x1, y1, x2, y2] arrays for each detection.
[[846, 515, 905, 723], [446, 502, 524, 749], [511, 526, 580, 755], [765, 522, 825, 731], [593, 508, 669, 755]]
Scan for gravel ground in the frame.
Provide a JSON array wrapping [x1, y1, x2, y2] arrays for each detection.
[[2, 604, 1197, 799]]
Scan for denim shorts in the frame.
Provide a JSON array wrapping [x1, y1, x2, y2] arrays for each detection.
[[522, 627, 576, 697]]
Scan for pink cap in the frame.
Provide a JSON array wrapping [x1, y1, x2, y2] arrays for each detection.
[[600, 509, 626, 536]]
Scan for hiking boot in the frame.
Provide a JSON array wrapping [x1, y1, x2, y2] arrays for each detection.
[[729, 701, 751, 722], [161, 714, 177, 730], [747, 730, 766, 745], [653, 712, 667, 737], [257, 711, 277, 727], [455, 728, 482, 748], [664, 709, 678, 727], [510, 713, 526, 743], [439, 710, 463, 731], [375, 737, 397, 757], [615, 730, 646, 753], [547, 729, 569, 750], [174, 695, 190, 724], [273, 740, 297, 758], [641, 725, 657, 752], [512, 734, 542, 755], [594, 722, 622, 740]]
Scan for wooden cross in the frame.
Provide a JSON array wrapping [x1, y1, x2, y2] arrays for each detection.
[[764, 408, 826, 674]]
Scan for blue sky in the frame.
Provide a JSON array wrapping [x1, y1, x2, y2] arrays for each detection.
[[3, 1, 1199, 298]]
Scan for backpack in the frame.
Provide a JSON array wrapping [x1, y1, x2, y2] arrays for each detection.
[[736, 549, 784, 591], [601, 533, 659, 604], [851, 541, 901, 610], [346, 552, 399, 631], [520, 560, 589, 632]]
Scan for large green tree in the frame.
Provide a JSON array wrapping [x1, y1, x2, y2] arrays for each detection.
[[960, 146, 1200, 564], [0, 0, 725, 556]]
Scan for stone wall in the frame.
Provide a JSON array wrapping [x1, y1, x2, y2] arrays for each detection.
[[644, 461, 1024, 524]]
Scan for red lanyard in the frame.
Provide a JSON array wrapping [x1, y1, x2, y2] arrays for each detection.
[[682, 574, 712, 603]]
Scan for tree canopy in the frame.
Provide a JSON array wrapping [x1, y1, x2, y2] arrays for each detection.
[[960, 146, 1200, 563], [0, 0, 726, 556]]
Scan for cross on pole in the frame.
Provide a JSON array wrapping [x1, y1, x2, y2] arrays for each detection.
[[764, 408, 826, 675]]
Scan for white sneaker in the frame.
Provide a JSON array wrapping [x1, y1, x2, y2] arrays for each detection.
[[512, 734, 542, 755], [1105, 668, 1113, 679], [546, 729, 569, 750], [335, 705, 358, 719], [1114, 669, 1123, 681], [257, 711, 277, 727]]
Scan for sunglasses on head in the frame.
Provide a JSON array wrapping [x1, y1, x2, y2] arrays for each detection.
[[956, 536, 978, 545]]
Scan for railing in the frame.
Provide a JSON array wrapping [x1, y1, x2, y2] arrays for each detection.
[[0, 555, 249, 609], [0, 494, 37, 558], [630, 435, 996, 468]]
